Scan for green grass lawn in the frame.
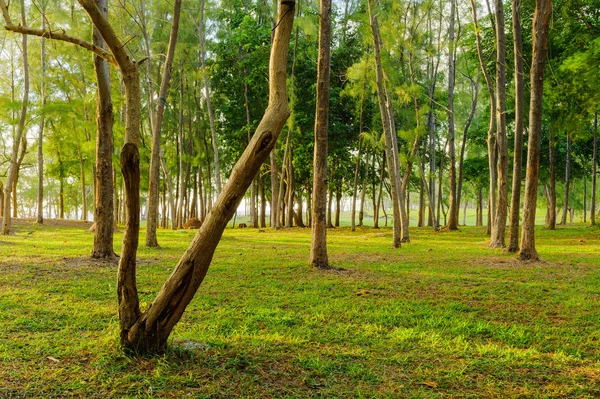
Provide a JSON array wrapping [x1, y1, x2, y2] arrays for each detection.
[[1, 219, 599, 398]]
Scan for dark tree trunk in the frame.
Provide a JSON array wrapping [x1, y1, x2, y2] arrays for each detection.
[[507, 0, 525, 252], [519, 0, 552, 260], [90, 0, 116, 258], [309, 0, 331, 268]]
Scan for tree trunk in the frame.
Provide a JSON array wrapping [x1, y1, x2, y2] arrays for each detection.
[[507, 0, 525, 251], [591, 111, 597, 226], [118, 0, 295, 352], [447, 0, 459, 231], [89, 0, 116, 258], [146, 0, 182, 247], [369, 0, 401, 247], [260, 176, 267, 228], [490, 0, 509, 248], [469, 0, 497, 237], [358, 148, 370, 227], [519, 0, 551, 260], [560, 134, 571, 225], [327, 186, 334, 229], [270, 151, 279, 228], [197, 0, 221, 194], [37, 4, 47, 225], [78, 142, 88, 221], [335, 186, 342, 227], [548, 128, 557, 229], [1, 0, 28, 235]]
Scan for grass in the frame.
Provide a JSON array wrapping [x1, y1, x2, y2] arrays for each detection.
[[1, 219, 600, 398]]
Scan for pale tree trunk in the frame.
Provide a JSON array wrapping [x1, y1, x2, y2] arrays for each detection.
[[2, 0, 29, 235], [358, 148, 370, 227], [507, 0, 525, 252], [457, 72, 479, 226], [469, 0, 497, 237], [547, 129, 557, 229], [351, 73, 367, 232], [309, 0, 331, 268], [447, 0, 459, 231], [118, 0, 295, 352], [146, 0, 182, 247], [176, 72, 186, 229], [519, 0, 552, 260], [37, 2, 47, 224], [199, 0, 221, 195], [560, 134, 571, 225], [387, 92, 409, 242], [270, 152, 279, 227], [77, 140, 87, 221], [490, 0, 509, 248], [369, 1, 401, 247], [591, 111, 597, 226]]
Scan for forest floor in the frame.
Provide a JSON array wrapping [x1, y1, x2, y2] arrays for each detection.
[[1, 219, 600, 398]]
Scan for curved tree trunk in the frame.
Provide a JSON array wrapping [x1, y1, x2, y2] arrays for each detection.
[[118, 1, 295, 352], [560, 134, 571, 225], [37, 5, 47, 225]]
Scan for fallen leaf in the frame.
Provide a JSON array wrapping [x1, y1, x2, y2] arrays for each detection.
[[46, 356, 60, 363], [419, 381, 438, 388]]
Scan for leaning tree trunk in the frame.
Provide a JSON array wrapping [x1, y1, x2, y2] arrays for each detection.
[[1, 0, 29, 236], [519, 0, 552, 261], [369, 0, 401, 247], [146, 0, 182, 247], [507, 0, 525, 252], [560, 134, 571, 225], [310, 0, 331, 269], [116, 0, 295, 353], [591, 111, 598, 226], [490, 0, 509, 248]]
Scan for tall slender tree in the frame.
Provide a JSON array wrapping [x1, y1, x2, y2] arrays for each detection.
[[507, 0, 525, 252], [519, 0, 552, 261], [309, 0, 332, 269]]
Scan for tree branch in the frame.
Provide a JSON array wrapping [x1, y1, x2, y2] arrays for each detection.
[[0, 0, 116, 64]]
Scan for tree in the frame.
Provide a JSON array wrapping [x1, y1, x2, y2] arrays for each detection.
[[1, 0, 29, 235], [519, 0, 552, 261], [146, 0, 183, 247], [447, 0, 459, 231], [490, 0, 509, 248], [507, 0, 525, 252], [309, 0, 332, 269]]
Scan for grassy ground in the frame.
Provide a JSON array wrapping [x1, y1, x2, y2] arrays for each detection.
[[1, 219, 599, 398]]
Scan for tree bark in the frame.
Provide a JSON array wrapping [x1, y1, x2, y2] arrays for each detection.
[[2, 0, 29, 235], [146, 0, 182, 246], [548, 128, 557, 229], [37, 4, 47, 225], [519, 0, 552, 260], [309, 0, 332, 268], [447, 0, 459, 231], [560, 134, 571, 225], [490, 0, 509, 248], [469, 0, 497, 237], [120, 0, 295, 352], [591, 111, 598, 226], [507, 0, 525, 252], [369, 0, 401, 247]]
